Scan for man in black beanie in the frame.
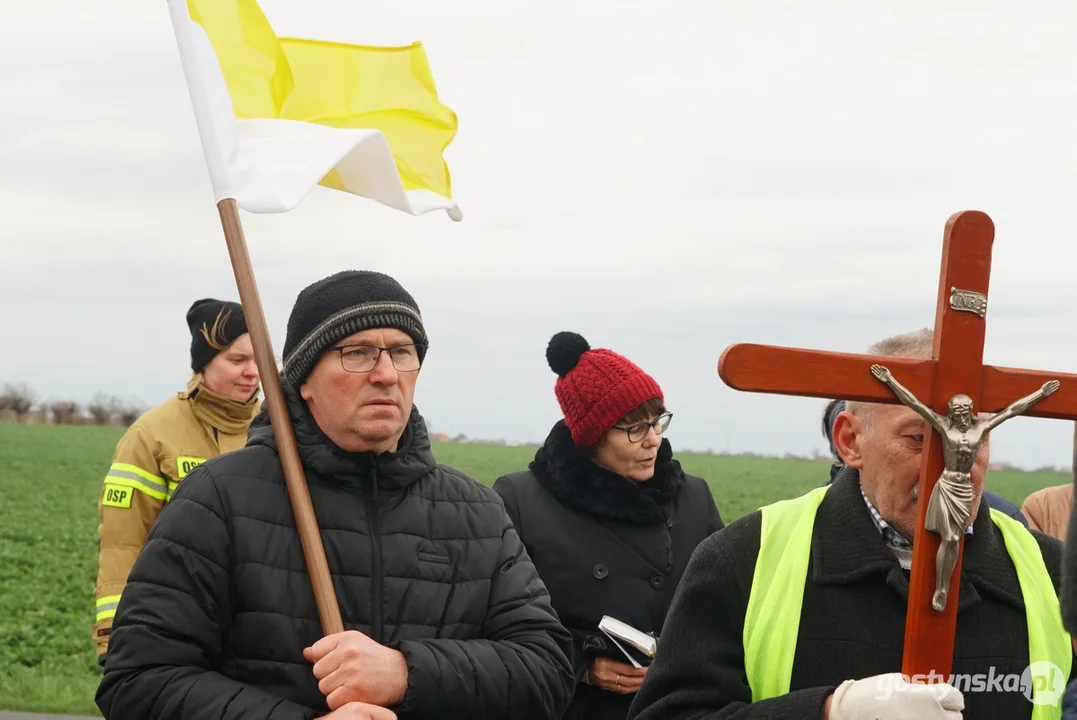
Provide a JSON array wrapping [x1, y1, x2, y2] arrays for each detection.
[[97, 270, 575, 720]]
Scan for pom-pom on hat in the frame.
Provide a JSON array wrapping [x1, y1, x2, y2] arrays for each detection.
[[546, 331, 664, 449]]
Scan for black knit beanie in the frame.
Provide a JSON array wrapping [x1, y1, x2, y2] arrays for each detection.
[[186, 298, 248, 372], [281, 270, 428, 386]]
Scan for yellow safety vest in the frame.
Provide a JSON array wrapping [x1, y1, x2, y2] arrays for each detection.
[[743, 485, 1072, 720]]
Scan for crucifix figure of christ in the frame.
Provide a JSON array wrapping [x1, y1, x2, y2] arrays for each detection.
[[870, 363, 1059, 612], [716, 209, 1077, 679]]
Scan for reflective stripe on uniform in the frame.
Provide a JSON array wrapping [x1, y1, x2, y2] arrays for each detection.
[[105, 463, 168, 501], [96, 594, 121, 622], [167, 479, 180, 500]]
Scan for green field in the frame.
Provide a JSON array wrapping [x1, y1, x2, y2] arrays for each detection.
[[0, 422, 1069, 715]]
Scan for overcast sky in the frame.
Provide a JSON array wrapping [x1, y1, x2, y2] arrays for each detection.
[[3, 0, 1077, 473]]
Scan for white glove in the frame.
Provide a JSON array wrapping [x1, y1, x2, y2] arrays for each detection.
[[827, 672, 964, 719]]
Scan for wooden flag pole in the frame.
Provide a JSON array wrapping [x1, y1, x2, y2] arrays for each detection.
[[216, 198, 344, 636]]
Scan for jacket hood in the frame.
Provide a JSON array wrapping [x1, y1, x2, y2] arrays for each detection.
[[183, 373, 260, 434], [247, 383, 436, 491], [529, 420, 684, 525]]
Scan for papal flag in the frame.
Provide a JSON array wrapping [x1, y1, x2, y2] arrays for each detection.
[[166, 0, 461, 220]]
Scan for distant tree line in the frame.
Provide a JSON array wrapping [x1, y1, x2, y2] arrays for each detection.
[[2, 381, 1071, 473], [0, 382, 145, 427]]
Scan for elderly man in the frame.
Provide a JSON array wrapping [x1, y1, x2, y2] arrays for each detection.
[[627, 328, 1074, 720], [821, 399, 1029, 527], [96, 270, 575, 720]]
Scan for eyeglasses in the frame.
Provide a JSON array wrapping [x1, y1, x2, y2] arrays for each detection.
[[612, 412, 672, 443], [331, 343, 424, 373]]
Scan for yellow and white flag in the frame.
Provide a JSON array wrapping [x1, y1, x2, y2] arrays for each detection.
[[166, 0, 461, 220]]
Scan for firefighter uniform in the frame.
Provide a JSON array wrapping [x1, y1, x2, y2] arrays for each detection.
[[93, 373, 259, 660]]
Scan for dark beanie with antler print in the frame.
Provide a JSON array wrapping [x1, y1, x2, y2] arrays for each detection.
[[186, 298, 247, 373]]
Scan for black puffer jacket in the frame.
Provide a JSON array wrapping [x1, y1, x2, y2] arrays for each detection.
[[95, 388, 575, 719], [493, 421, 724, 720]]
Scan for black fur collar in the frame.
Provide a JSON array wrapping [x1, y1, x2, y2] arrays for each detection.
[[529, 420, 684, 525]]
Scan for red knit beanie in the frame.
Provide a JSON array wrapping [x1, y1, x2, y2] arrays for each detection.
[[546, 331, 664, 449]]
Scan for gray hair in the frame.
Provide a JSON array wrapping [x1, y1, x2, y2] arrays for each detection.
[[846, 328, 932, 429]]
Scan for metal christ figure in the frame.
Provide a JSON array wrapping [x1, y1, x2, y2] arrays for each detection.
[[869, 364, 1059, 612]]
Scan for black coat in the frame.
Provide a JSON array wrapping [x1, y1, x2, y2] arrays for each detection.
[[95, 388, 576, 720], [494, 421, 724, 720], [627, 468, 1077, 720]]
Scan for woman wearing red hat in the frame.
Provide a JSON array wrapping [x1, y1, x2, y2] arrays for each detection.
[[494, 331, 724, 720]]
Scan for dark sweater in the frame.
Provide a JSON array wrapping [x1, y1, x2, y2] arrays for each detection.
[[627, 469, 1075, 719]]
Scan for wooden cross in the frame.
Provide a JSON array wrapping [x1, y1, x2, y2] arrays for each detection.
[[717, 210, 1077, 679]]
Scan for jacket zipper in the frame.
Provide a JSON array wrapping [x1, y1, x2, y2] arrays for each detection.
[[368, 462, 384, 643]]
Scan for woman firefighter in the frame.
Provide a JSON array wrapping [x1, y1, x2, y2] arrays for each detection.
[[92, 298, 261, 664]]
